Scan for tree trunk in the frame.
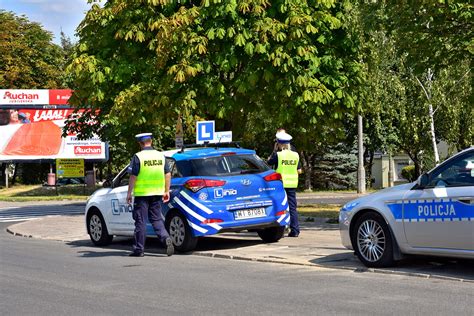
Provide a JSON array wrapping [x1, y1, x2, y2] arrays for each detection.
[[428, 102, 440, 164], [364, 150, 374, 188], [416, 68, 439, 164], [300, 151, 313, 191], [0, 163, 5, 187]]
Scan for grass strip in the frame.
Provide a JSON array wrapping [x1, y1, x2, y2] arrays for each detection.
[[298, 204, 341, 220], [0, 185, 97, 201]]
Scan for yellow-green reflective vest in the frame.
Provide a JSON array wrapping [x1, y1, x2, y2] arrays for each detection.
[[276, 150, 299, 188], [134, 150, 165, 196]]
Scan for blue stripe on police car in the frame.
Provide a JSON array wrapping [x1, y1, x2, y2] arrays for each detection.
[[387, 198, 473, 223]]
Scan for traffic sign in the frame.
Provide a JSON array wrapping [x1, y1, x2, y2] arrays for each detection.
[[196, 120, 215, 144]]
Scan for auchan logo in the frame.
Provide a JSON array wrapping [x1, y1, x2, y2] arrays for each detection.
[[74, 146, 102, 155], [3, 91, 39, 102]]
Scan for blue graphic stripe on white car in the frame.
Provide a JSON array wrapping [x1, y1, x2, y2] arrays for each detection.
[[174, 197, 222, 230], [277, 214, 286, 223], [180, 190, 213, 214], [188, 220, 208, 234], [174, 197, 206, 222]]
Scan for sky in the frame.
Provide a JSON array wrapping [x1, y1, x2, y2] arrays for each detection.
[[0, 0, 94, 44]]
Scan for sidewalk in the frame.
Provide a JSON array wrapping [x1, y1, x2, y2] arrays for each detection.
[[6, 214, 473, 282]]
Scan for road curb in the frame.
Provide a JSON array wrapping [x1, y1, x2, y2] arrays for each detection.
[[6, 227, 34, 238], [6, 226, 472, 284], [192, 251, 474, 283]]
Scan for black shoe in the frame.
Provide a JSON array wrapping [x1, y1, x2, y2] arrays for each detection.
[[288, 232, 299, 237], [165, 237, 174, 256], [129, 251, 144, 257]]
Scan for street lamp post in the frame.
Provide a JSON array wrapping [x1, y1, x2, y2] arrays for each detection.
[[357, 115, 366, 194]]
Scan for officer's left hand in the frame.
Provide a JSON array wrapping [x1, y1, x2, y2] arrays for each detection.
[[162, 192, 170, 203]]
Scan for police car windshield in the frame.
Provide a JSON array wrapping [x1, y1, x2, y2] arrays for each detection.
[[177, 154, 270, 177]]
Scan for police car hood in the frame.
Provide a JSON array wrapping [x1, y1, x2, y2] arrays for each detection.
[[343, 182, 415, 210], [87, 187, 111, 202]]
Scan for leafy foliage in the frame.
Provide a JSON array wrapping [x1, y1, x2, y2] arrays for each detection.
[[0, 10, 65, 88], [352, 1, 473, 178], [65, 0, 362, 169]]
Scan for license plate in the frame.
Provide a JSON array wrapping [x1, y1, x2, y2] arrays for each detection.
[[234, 208, 266, 220]]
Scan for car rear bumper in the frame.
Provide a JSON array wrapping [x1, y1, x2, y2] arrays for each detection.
[[219, 221, 283, 233]]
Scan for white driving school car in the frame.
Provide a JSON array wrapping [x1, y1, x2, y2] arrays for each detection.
[[340, 147, 474, 267]]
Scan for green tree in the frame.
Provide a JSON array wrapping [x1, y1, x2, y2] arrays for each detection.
[[353, 1, 473, 179], [66, 0, 362, 171], [0, 10, 65, 88], [0, 10, 68, 185]]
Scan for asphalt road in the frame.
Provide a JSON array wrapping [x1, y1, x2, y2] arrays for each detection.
[[0, 201, 84, 223], [1, 222, 473, 315]]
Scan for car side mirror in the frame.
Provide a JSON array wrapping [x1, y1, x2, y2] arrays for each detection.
[[102, 180, 112, 188], [418, 173, 429, 187]]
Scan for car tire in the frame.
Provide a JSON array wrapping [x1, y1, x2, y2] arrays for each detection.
[[352, 212, 394, 268], [165, 211, 198, 252], [258, 226, 285, 243], [87, 209, 113, 246]]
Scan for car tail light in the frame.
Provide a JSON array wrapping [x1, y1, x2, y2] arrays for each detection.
[[201, 219, 224, 224], [275, 210, 287, 216], [264, 172, 282, 182], [221, 152, 236, 156], [184, 179, 226, 192]]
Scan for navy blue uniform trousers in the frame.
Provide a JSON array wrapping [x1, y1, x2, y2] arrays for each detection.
[[132, 196, 169, 253], [286, 188, 299, 235]]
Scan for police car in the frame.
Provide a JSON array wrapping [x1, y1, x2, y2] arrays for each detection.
[[85, 145, 290, 251], [340, 147, 474, 267]]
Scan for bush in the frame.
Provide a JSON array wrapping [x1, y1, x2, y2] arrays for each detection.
[[401, 165, 416, 182]]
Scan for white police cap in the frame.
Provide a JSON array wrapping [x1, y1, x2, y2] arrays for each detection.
[[135, 133, 153, 142], [276, 131, 292, 144]]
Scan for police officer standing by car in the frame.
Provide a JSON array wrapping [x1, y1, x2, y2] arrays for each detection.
[[268, 128, 296, 164], [126, 133, 174, 257], [267, 132, 302, 237]]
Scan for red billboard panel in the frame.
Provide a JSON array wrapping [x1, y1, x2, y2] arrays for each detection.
[[0, 108, 107, 161], [0, 89, 72, 105]]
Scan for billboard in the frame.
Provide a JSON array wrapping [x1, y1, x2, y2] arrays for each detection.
[[0, 89, 107, 162], [0, 89, 72, 105]]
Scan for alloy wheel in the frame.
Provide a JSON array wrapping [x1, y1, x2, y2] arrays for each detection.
[[357, 219, 386, 262], [89, 214, 103, 241], [169, 216, 185, 246]]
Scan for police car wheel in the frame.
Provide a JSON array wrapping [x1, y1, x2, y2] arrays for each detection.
[[165, 211, 197, 252], [353, 212, 394, 268], [87, 209, 113, 246], [258, 226, 285, 243]]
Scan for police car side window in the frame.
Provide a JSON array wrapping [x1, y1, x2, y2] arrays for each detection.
[[428, 152, 474, 187], [166, 158, 181, 178], [118, 171, 130, 187]]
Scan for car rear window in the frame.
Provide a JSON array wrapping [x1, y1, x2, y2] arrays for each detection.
[[176, 154, 270, 177]]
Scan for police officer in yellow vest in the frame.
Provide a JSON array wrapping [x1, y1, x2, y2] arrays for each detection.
[[126, 133, 174, 257], [267, 132, 302, 237]]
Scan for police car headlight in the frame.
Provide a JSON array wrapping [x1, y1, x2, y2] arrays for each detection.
[[342, 201, 359, 212]]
